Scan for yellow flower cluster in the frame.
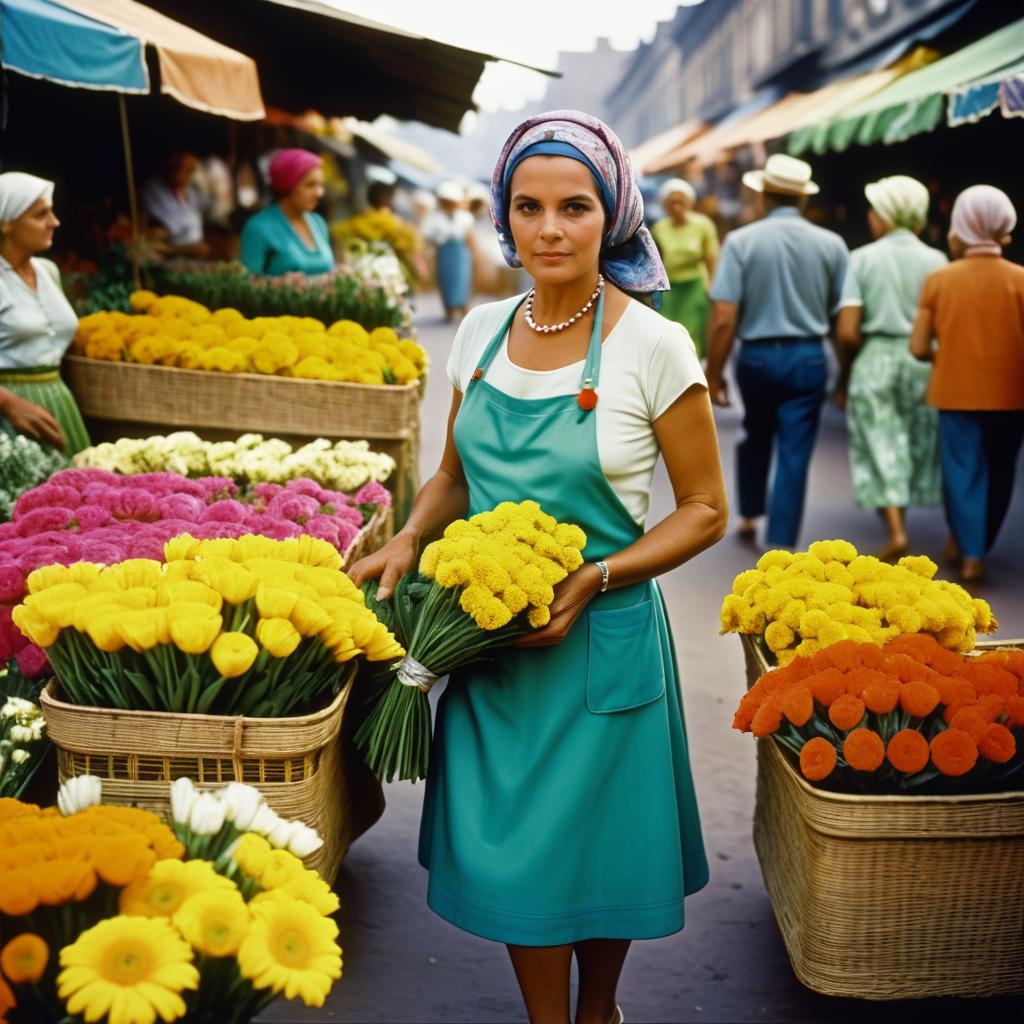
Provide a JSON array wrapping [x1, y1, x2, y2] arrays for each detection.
[[332, 207, 420, 257], [419, 501, 587, 630], [74, 292, 426, 386], [720, 540, 998, 666]]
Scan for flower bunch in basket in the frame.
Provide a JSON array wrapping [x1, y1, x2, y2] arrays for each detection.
[[721, 540, 997, 666], [75, 431, 396, 493], [0, 695, 45, 799], [0, 432, 69, 520], [0, 776, 343, 1023], [734, 634, 1024, 793], [355, 501, 587, 782], [12, 533, 403, 716]]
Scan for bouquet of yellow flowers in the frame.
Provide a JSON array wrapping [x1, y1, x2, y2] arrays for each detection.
[[354, 501, 587, 782], [0, 776, 342, 1023], [13, 533, 403, 717], [720, 540, 998, 666]]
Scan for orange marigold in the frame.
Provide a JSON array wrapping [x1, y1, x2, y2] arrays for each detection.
[[1, 933, 48, 984], [978, 723, 1016, 764], [828, 694, 865, 731], [751, 694, 783, 738], [89, 834, 156, 887], [900, 680, 941, 719], [1005, 695, 1024, 728], [930, 728, 979, 777], [814, 639, 867, 672], [799, 737, 837, 782], [861, 674, 901, 714], [974, 694, 1005, 723], [843, 728, 886, 772], [781, 685, 814, 727], [0, 867, 38, 916], [0, 974, 15, 1018], [732, 691, 761, 732], [886, 729, 930, 774], [884, 652, 933, 685], [948, 708, 989, 742], [807, 668, 846, 708]]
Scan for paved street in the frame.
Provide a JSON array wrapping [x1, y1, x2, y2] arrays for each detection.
[[261, 292, 1024, 1024]]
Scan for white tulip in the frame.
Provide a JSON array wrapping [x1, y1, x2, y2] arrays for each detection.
[[286, 823, 324, 858], [266, 818, 302, 850], [218, 782, 265, 831], [169, 776, 198, 824], [189, 792, 227, 835], [58, 775, 102, 816], [11, 749, 29, 765], [9, 725, 34, 743], [249, 803, 282, 836]]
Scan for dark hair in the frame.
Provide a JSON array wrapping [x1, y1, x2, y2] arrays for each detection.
[[367, 182, 394, 207]]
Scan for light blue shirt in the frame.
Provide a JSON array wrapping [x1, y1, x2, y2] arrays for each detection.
[[710, 207, 849, 340], [239, 204, 334, 277], [0, 256, 78, 369]]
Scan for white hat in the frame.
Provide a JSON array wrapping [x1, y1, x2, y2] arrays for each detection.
[[436, 181, 464, 203], [742, 154, 819, 196], [466, 182, 490, 204], [658, 178, 696, 204]]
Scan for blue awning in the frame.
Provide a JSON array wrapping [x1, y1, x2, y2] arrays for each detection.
[[948, 56, 1024, 126], [0, 0, 148, 93]]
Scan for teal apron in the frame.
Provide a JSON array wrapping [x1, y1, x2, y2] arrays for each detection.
[[418, 294, 709, 946]]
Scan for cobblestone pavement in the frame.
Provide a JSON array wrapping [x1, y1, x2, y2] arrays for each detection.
[[259, 293, 1024, 1024]]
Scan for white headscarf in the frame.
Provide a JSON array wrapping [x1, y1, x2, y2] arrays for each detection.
[[658, 177, 696, 205], [0, 172, 54, 227], [950, 185, 1016, 255], [864, 175, 929, 231]]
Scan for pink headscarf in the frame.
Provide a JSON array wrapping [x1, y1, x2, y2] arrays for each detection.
[[950, 185, 1016, 255], [268, 149, 321, 197]]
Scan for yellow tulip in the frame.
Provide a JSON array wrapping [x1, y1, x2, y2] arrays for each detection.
[[26, 564, 74, 593], [210, 632, 259, 678], [11, 604, 59, 647], [163, 534, 199, 562], [155, 579, 223, 611], [254, 585, 300, 620], [116, 587, 158, 610], [24, 583, 89, 628], [84, 610, 127, 652], [117, 609, 168, 653], [289, 597, 332, 637], [256, 617, 301, 658], [105, 559, 162, 590], [363, 625, 404, 661], [195, 559, 259, 605], [169, 608, 223, 655]]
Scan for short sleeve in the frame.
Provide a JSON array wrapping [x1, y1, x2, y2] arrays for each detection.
[[702, 217, 720, 259], [645, 322, 708, 421], [839, 253, 863, 308], [709, 236, 742, 304]]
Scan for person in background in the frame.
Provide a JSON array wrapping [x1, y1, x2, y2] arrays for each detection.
[[467, 182, 504, 295], [421, 181, 474, 322], [142, 151, 209, 257], [835, 175, 947, 561], [367, 178, 398, 212], [0, 172, 90, 454], [910, 185, 1024, 583], [705, 154, 848, 549], [240, 149, 334, 277], [651, 178, 719, 358]]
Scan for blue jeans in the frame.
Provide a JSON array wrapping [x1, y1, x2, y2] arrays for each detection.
[[939, 409, 1024, 558], [735, 339, 827, 547]]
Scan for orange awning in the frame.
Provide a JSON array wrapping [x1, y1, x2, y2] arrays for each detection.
[[63, 0, 264, 120], [629, 121, 707, 176]]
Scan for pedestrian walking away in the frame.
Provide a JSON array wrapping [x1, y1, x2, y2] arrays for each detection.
[[421, 181, 475, 323], [704, 153, 849, 549], [349, 108, 728, 1024], [651, 178, 719, 359], [909, 184, 1024, 583], [835, 174, 947, 561]]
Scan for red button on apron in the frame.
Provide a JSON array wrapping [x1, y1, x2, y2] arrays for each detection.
[[577, 387, 598, 411]]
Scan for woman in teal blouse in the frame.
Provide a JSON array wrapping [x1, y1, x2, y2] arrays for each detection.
[[240, 149, 334, 277]]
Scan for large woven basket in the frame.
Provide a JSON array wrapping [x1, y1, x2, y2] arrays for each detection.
[[39, 671, 376, 881], [746, 635, 1024, 998], [343, 503, 393, 567]]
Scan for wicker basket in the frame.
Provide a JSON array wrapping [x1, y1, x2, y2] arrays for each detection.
[[40, 672, 373, 881], [343, 503, 393, 567]]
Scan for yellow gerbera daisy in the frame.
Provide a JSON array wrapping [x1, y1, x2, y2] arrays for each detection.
[[237, 891, 341, 1007], [172, 888, 250, 958], [58, 916, 198, 1024], [120, 859, 234, 918]]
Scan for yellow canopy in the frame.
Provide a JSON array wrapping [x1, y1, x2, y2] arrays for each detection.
[[64, 0, 264, 120], [630, 121, 707, 175]]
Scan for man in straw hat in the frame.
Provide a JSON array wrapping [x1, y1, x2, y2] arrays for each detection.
[[705, 153, 848, 549]]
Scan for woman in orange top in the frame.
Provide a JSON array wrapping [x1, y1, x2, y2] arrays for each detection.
[[909, 185, 1024, 582]]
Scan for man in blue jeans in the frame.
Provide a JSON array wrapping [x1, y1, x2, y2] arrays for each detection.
[[705, 154, 848, 549]]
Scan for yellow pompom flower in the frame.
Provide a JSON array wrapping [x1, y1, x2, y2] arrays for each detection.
[[172, 887, 250, 958], [210, 632, 259, 678], [129, 289, 159, 312], [57, 915, 199, 1024], [120, 859, 234, 918], [257, 617, 302, 658], [527, 605, 551, 629]]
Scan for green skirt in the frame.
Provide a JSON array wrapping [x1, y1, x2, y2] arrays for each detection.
[[661, 279, 709, 359], [0, 365, 91, 456]]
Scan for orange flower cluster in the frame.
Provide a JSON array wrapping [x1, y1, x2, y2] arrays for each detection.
[[734, 635, 1024, 786], [0, 799, 183, 918]]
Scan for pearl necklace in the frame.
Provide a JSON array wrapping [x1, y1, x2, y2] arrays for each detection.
[[524, 274, 604, 334]]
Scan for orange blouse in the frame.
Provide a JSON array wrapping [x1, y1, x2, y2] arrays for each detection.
[[919, 255, 1024, 411]]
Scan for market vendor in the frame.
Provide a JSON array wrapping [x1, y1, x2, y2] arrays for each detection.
[[240, 148, 334, 277], [142, 151, 210, 257], [0, 172, 89, 454]]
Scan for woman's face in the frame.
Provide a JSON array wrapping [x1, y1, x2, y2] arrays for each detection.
[[664, 192, 691, 222], [508, 156, 605, 286], [4, 196, 60, 254], [289, 166, 324, 212]]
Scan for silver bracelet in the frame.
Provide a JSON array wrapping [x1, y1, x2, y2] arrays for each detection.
[[595, 560, 610, 593]]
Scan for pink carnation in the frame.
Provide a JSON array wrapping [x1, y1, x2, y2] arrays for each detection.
[[283, 478, 323, 499], [78, 541, 125, 564], [15, 644, 49, 679], [336, 521, 360, 553], [251, 483, 283, 505], [0, 606, 29, 661], [267, 492, 320, 523], [0, 523, 19, 543], [12, 483, 82, 517], [109, 490, 160, 522], [256, 521, 302, 541], [192, 522, 246, 540], [48, 467, 119, 490], [354, 482, 392, 509], [147, 519, 199, 541], [198, 477, 238, 500], [0, 566, 26, 603], [71, 506, 113, 530], [15, 507, 75, 536], [158, 493, 206, 522], [301, 516, 341, 547], [81, 484, 122, 507], [127, 534, 167, 560], [202, 499, 248, 524]]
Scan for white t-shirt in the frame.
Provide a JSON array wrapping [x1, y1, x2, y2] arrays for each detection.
[[447, 294, 707, 525], [421, 209, 474, 246]]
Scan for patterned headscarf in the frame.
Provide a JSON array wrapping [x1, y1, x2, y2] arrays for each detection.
[[491, 110, 669, 295], [950, 185, 1016, 256], [864, 175, 930, 231]]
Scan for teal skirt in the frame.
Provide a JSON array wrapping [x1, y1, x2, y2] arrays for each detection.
[[0, 365, 91, 456], [661, 279, 709, 359]]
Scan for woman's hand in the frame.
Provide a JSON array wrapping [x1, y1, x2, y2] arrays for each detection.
[[516, 562, 603, 648], [0, 391, 64, 449], [346, 531, 419, 599]]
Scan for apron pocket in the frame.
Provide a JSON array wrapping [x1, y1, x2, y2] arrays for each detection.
[[586, 598, 666, 714]]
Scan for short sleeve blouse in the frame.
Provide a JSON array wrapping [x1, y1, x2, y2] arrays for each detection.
[[447, 295, 707, 525], [239, 205, 334, 277], [0, 256, 79, 369]]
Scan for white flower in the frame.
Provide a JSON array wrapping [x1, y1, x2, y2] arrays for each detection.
[[189, 792, 227, 835], [58, 775, 102, 816], [169, 776, 198, 824], [266, 818, 302, 850], [9, 725, 34, 743], [249, 803, 282, 836], [11, 749, 29, 765], [218, 782, 265, 831], [1, 697, 35, 719], [286, 823, 324, 858]]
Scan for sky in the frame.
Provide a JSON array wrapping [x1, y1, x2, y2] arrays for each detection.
[[323, 0, 702, 111]]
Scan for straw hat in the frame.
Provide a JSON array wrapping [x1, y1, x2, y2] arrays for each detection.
[[742, 154, 819, 196], [436, 181, 465, 203]]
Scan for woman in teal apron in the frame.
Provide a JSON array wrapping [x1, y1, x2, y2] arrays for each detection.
[[350, 111, 728, 1024], [0, 172, 89, 454]]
